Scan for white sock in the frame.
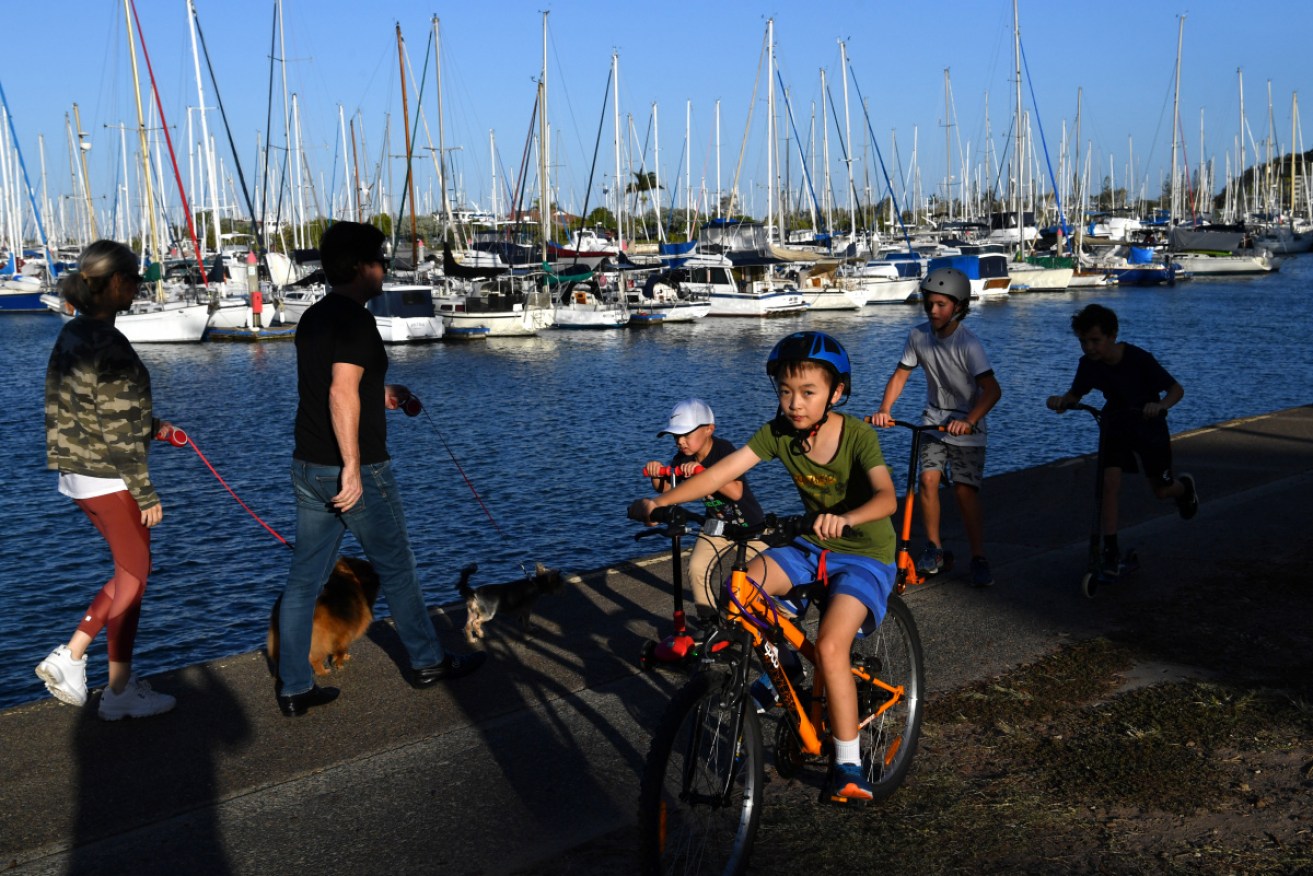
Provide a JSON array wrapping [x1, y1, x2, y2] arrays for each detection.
[[834, 735, 861, 765]]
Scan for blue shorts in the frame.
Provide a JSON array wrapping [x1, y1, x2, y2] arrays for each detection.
[[763, 539, 896, 630]]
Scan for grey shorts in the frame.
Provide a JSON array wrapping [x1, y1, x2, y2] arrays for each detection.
[[919, 440, 986, 489]]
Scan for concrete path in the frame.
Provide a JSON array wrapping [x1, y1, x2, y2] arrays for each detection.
[[3, 405, 1310, 875]]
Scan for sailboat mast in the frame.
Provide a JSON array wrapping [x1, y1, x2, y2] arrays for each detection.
[[821, 69, 832, 235], [839, 39, 855, 236], [395, 24, 418, 259], [434, 16, 449, 236], [1012, 0, 1022, 257], [123, 0, 162, 298], [338, 106, 352, 220], [653, 103, 663, 242], [538, 12, 550, 260], [766, 18, 775, 242], [612, 52, 623, 252], [188, 0, 221, 257], [1291, 92, 1298, 218], [72, 103, 99, 239], [350, 116, 362, 221], [1170, 14, 1185, 222], [944, 68, 952, 222]]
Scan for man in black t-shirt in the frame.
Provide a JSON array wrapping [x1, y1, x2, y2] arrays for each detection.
[[274, 222, 484, 717]]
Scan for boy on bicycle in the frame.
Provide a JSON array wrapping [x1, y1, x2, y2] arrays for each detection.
[[642, 398, 767, 611], [869, 267, 1002, 588], [630, 331, 898, 804], [1047, 303, 1199, 577]]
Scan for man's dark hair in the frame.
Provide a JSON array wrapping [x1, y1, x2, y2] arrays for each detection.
[[320, 221, 386, 286], [1071, 303, 1119, 337]]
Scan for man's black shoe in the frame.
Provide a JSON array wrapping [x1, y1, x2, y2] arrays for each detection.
[[411, 651, 487, 688], [276, 684, 340, 717]]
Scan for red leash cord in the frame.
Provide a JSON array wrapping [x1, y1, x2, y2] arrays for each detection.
[[159, 428, 291, 548]]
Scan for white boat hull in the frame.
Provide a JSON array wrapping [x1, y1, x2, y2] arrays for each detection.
[[438, 304, 554, 337], [801, 287, 867, 311], [43, 290, 214, 343], [705, 288, 807, 317], [553, 304, 628, 329], [858, 277, 920, 305], [1170, 252, 1282, 275], [374, 315, 444, 343], [1008, 266, 1074, 292]]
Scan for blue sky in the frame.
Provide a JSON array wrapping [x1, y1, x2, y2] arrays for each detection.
[[2, 0, 1309, 231]]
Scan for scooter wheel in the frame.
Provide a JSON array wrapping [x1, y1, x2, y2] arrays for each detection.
[[639, 640, 657, 672], [941, 550, 955, 575], [1080, 571, 1098, 599]]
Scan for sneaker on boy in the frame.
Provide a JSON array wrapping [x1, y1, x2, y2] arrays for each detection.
[[1176, 473, 1199, 520], [916, 542, 945, 576], [828, 762, 874, 804], [35, 645, 88, 707], [98, 674, 176, 721], [969, 556, 994, 588]]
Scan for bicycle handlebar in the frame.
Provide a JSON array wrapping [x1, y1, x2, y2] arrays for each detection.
[[637, 505, 854, 547]]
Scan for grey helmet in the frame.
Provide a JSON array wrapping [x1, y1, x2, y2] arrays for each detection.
[[919, 267, 971, 304]]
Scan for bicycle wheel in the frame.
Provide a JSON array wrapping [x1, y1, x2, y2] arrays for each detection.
[[639, 670, 765, 876], [850, 592, 924, 801]]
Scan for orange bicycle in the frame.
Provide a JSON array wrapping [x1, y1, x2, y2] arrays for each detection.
[[636, 507, 924, 876]]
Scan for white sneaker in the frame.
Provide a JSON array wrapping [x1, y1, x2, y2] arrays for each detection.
[[98, 674, 176, 721], [35, 646, 88, 707]]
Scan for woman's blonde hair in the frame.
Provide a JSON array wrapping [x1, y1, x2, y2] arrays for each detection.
[[58, 240, 138, 312]]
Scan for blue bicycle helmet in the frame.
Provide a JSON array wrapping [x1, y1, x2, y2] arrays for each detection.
[[765, 331, 851, 406]]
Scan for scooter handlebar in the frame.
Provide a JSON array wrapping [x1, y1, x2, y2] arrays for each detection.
[[644, 464, 706, 479]]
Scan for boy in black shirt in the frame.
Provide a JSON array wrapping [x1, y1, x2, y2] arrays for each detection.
[[642, 399, 766, 608], [1047, 304, 1199, 576]]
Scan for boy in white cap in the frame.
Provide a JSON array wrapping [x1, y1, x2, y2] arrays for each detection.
[[643, 399, 766, 609]]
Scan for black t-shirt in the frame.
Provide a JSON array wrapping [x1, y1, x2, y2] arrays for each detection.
[[672, 435, 765, 525], [293, 291, 390, 466], [1070, 342, 1175, 433]]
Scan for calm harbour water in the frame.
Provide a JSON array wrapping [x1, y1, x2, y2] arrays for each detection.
[[2, 256, 1309, 709]]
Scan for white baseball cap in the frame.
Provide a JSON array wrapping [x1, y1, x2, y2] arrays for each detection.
[[658, 399, 715, 436]]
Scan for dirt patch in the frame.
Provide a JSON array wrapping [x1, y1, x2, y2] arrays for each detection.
[[518, 548, 1313, 875]]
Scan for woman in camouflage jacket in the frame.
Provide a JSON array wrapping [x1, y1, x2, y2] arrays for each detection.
[[35, 240, 177, 720]]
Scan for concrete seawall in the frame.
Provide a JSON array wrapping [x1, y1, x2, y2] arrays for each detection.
[[4, 405, 1311, 875]]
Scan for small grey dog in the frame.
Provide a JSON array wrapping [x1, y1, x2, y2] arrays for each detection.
[[458, 562, 564, 643]]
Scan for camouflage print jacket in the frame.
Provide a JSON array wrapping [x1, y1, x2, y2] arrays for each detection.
[[44, 317, 159, 511]]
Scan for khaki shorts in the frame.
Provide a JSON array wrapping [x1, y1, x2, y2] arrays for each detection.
[[919, 440, 986, 489], [687, 532, 768, 608]]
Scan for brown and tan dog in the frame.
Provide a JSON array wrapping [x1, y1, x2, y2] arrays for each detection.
[[268, 556, 383, 676], [459, 562, 563, 644]]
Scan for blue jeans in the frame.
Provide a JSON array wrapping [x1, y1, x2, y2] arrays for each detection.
[[277, 459, 443, 696]]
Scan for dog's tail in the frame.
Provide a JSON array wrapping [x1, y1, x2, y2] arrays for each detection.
[[456, 563, 479, 599]]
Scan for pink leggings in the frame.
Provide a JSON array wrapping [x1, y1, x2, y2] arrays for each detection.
[[73, 491, 152, 662]]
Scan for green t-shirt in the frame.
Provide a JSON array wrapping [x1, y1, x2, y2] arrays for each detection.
[[746, 412, 896, 562]]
